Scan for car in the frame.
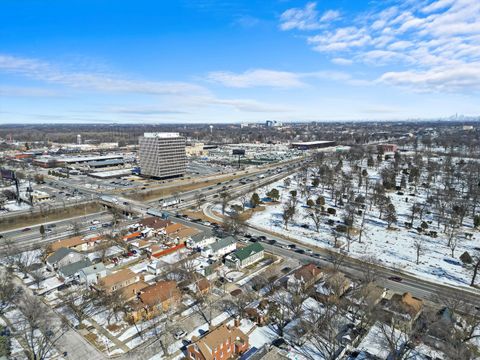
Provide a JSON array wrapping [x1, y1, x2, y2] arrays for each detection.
[[305, 249, 313, 254], [295, 249, 305, 254], [287, 244, 296, 249], [258, 235, 267, 240], [388, 276, 403, 282], [244, 234, 252, 238], [0, 235, 3, 239], [281, 266, 292, 274], [174, 330, 187, 340], [89, 226, 97, 230], [268, 239, 277, 245], [250, 238, 259, 243], [127, 252, 134, 257], [272, 338, 289, 350], [22, 227, 31, 232]]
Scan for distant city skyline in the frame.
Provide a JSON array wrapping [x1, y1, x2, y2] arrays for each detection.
[[1, 0, 479, 124]]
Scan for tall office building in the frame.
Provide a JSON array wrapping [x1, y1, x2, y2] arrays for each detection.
[[138, 132, 187, 179]]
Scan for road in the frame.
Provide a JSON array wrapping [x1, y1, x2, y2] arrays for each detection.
[[0, 212, 113, 251], [203, 202, 480, 308]]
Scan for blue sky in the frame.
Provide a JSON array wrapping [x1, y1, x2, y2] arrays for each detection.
[[0, 0, 479, 124]]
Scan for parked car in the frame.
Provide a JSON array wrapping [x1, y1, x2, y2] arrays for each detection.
[[388, 276, 403, 282], [174, 330, 187, 340]]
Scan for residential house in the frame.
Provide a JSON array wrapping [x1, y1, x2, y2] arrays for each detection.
[[164, 223, 184, 238], [147, 260, 165, 276], [78, 263, 109, 287], [128, 281, 181, 322], [57, 259, 92, 283], [46, 248, 86, 271], [174, 226, 200, 244], [186, 324, 249, 360], [380, 292, 423, 329], [225, 243, 264, 269], [140, 217, 172, 233], [315, 272, 352, 302], [121, 281, 149, 302], [201, 236, 237, 258], [288, 263, 323, 291], [194, 277, 210, 295], [123, 231, 143, 242], [186, 230, 216, 249], [98, 268, 140, 294], [49, 235, 99, 253]]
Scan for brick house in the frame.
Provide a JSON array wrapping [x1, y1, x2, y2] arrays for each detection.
[[187, 324, 249, 360], [128, 280, 180, 322]]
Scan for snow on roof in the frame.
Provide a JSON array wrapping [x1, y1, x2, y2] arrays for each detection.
[[356, 322, 406, 359]]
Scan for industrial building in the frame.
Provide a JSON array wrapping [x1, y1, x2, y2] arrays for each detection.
[[138, 132, 187, 179], [33, 154, 124, 168], [290, 140, 336, 150]]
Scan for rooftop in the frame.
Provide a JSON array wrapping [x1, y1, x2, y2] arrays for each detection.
[[143, 132, 181, 138], [100, 268, 137, 288]]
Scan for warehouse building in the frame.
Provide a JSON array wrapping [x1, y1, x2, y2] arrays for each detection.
[[290, 140, 336, 150]]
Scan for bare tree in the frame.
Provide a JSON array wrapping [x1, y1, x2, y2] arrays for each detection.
[[0, 270, 22, 316], [282, 203, 295, 230], [60, 289, 94, 327], [16, 293, 68, 360], [305, 207, 323, 232], [413, 240, 424, 265]]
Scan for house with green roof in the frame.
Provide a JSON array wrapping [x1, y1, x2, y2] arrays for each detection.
[[225, 243, 265, 269]]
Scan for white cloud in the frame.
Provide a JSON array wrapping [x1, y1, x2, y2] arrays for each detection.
[[378, 62, 480, 92], [320, 10, 341, 22], [207, 68, 367, 88], [331, 57, 353, 65], [207, 69, 306, 88], [0, 54, 206, 96], [279, 2, 339, 31], [281, 0, 480, 92]]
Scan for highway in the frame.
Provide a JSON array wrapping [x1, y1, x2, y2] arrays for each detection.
[[0, 212, 113, 251]]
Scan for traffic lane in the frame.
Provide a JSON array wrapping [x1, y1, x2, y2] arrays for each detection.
[[1, 212, 110, 237]]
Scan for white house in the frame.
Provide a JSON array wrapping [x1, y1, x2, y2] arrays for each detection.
[[78, 263, 109, 287], [201, 236, 237, 258], [46, 248, 86, 272], [186, 231, 216, 249]]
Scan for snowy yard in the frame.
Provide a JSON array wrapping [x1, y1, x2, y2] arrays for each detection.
[[222, 159, 480, 289]]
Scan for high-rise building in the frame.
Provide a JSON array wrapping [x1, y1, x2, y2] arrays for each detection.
[[77, 134, 82, 145], [138, 132, 186, 179]]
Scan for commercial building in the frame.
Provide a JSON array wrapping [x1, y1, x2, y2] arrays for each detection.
[[377, 144, 398, 153], [290, 140, 336, 150], [138, 132, 187, 179]]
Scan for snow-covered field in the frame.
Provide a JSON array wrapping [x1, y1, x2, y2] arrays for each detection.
[[225, 163, 479, 289]]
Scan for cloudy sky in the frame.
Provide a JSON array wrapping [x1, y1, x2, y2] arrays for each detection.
[[0, 0, 479, 124]]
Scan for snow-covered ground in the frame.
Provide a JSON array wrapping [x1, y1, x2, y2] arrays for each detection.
[[223, 163, 479, 289]]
